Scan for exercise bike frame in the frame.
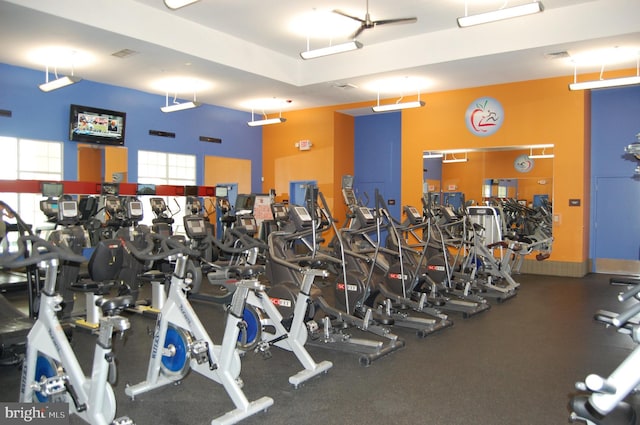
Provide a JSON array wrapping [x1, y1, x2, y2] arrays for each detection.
[[124, 240, 273, 425]]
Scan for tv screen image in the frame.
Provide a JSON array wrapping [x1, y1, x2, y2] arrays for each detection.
[[69, 104, 126, 146]]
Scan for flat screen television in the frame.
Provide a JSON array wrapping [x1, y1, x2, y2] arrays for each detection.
[[69, 104, 126, 146]]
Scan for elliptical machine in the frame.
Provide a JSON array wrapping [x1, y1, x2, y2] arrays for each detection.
[[266, 189, 404, 365]]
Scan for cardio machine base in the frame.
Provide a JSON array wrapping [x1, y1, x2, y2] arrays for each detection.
[[570, 395, 636, 425]]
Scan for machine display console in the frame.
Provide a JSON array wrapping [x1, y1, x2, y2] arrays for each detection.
[[404, 206, 423, 225], [184, 216, 208, 239], [355, 206, 375, 226], [289, 205, 313, 230], [239, 217, 257, 235], [59, 201, 78, 220], [271, 203, 288, 221], [342, 188, 357, 207], [150, 197, 167, 214], [104, 196, 122, 213], [128, 200, 144, 221]]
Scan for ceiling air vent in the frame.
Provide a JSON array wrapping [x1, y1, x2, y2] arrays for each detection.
[[111, 49, 138, 59]]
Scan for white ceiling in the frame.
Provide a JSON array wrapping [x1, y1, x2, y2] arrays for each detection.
[[0, 0, 639, 115]]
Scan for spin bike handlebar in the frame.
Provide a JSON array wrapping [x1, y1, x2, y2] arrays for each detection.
[[210, 229, 268, 254], [123, 233, 200, 262], [0, 234, 86, 269]]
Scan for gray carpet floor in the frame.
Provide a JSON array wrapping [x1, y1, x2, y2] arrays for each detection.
[[1, 273, 638, 425]]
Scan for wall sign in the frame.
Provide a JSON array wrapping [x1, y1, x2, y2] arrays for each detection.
[[514, 154, 534, 173], [465, 97, 504, 137]]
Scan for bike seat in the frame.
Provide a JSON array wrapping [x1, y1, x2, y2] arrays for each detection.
[[96, 295, 136, 316], [70, 280, 115, 295], [570, 395, 637, 425]]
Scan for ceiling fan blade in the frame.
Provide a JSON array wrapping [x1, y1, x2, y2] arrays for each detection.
[[351, 24, 366, 40], [373, 17, 417, 26], [333, 9, 365, 24]]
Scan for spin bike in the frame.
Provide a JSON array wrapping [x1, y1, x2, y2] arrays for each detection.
[[122, 232, 273, 425], [0, 234, 134, 425], [182, 214, 333, 387]]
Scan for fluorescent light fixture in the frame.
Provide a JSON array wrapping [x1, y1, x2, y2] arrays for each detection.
[[39, 75, 81, 92], [423, 152, 444, 159], [161, 101, 201, 112], [529, 147, 554, 159], [164, 0, 199, 9], [247, 109, 286, 127], [442, 152, 468, 163], [569, 76, 640, 91], [300, 40, 362, 60], [457, 1, 544, 27], [247, 117, 286, 127], [161, 92, 201, 112], [372, 100, 425, 113]]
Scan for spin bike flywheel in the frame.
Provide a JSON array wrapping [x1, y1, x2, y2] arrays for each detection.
[[161, 326, 193, 376], [33, 355, 62, 402], [237, 305, 263, 351]]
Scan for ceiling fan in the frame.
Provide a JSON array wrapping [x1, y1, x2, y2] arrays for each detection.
[[333, 0, 418, 40]]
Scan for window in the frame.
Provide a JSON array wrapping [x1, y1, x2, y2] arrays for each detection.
[[0, 137, 64, 237], [138, 150, 197, 232]]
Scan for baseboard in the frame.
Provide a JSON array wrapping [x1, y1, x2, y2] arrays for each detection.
[[517, 258, 589, 277], [593, 258, 640, 276]]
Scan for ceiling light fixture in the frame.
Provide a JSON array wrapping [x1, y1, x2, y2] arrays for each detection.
[[372, 88, 425, 113], [423, 152, 444, 159], [442, 152, 468, 163], [569, 54, 640, 90], [161, 92, 201, 113], [300, 40, 363, 60], [163, 0, 200, 10], [39, 63, 81, 92], [247, 110, 286, 127], [457, 1, 544, 28], [528, 147, 554, 159]]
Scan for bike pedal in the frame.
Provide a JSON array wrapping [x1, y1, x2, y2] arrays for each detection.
[[190, 340, 209, 364]]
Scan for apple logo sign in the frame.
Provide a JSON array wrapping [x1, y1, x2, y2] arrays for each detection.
[[465, 97, 504, 137]]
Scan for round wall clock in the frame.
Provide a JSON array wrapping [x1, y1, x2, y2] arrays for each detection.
[[514, 154, 534, 173]]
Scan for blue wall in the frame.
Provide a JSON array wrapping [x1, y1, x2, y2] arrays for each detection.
[[589, 85, 640, 262], [353, 112, 402, 218], [0, 63, 263, 189]]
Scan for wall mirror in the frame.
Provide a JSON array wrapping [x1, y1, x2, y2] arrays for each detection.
[[422, 144, 553, 220]]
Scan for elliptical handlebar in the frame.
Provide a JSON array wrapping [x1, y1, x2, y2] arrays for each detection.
[[0, 234, 87, 269]]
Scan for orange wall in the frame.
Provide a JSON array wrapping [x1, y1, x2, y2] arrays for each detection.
[[104, 146, 128, 183], [403, 75, 588, 263], [77, 145, 102, 181], [261, 105, 359, 227], [262, 70, 635, 266]]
